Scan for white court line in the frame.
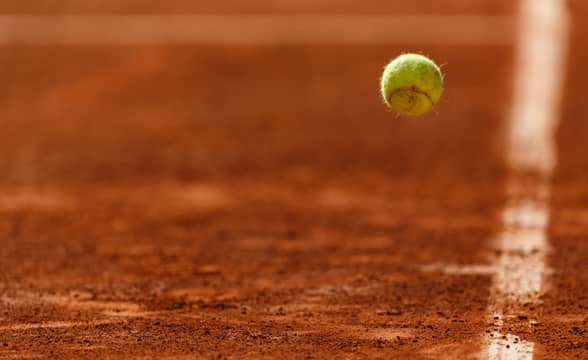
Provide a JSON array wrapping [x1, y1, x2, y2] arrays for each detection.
[[0, 15, 514, 45], [486, 0, 569, 359]]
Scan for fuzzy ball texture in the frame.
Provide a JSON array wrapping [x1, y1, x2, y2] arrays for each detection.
[[380, 54, 443, 116]]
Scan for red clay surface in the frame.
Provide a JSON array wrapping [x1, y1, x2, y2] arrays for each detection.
[[535, 2, 588, 359], [0, 1, 586, 359]]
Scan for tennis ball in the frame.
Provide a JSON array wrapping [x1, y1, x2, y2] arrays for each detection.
[[380, 54, 443, 116]]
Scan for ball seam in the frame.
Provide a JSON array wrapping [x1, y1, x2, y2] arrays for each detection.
[[387, 86, 434, 107]]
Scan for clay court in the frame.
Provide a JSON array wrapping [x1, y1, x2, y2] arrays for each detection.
[[0, 1, 586, 359]]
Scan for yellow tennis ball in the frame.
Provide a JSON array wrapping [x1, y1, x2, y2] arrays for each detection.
[[380, 54, 444, 116]]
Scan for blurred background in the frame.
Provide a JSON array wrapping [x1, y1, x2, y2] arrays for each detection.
[[0, 1, 514, 189]]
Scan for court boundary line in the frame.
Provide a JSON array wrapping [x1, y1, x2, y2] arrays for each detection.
[[485, 0, 569, 359], [0, 14, 514, 45]]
